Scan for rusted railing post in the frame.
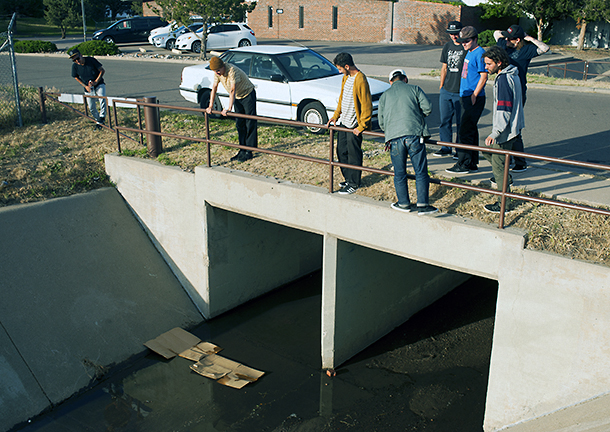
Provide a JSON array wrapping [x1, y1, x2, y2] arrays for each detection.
[[498, 153, 512, 229], [328, 127, 335, 193], [205, 112, 211, 167], [38, 87, 47, 124], [142, 96, 162, 157], [113, 100, 121, 153]]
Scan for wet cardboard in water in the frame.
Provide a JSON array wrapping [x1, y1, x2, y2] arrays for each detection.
[[145, 327, 264, 389]]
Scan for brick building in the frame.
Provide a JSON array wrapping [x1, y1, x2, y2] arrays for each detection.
[[143, 0, 479, 45]]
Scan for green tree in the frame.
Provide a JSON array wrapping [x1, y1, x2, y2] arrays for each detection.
[[131, 0, 143, 16], [570, 0, 610, 49], [151, 0, 256, 59], [0, 0, 44, 17], [481, 0, 570, 41], [105, 0, 133, 19], [43, 0, 81, 38]]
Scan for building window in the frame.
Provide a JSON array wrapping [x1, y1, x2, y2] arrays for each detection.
[[332, 6, 338, 30], [299, 6, 304, 29], [268, 6, 273, 28]]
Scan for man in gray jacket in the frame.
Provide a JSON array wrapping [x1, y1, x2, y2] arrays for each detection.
[[482, 46, 525, 213], [378, 69, 437, 215]]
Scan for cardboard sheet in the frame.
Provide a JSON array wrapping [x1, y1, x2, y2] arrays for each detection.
[[190, 354, 265, 389], [146, 328, 264, 389], [144, 327, 201, 359]]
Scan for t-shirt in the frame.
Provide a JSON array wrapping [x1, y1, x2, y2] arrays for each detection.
[[497, 38, 540, 74], [71, 57, 104, 87], [338, 75, 357, 128], [460, 46, 486, 97], [440, 41, 466, 94], [497, 39, 541, 100], [214, 63, 254, 99]]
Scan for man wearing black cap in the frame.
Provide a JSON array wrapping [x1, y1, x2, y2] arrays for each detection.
[[446, 26, 487, 175], [494, 24, 549, 172], [69, 48, 106, 128], [434, 20, 466, 158]]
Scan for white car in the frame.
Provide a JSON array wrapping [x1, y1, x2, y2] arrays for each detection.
[[179, 45, 390, 133], [149, 23, 204, 50], [175, 23, 256, 53]]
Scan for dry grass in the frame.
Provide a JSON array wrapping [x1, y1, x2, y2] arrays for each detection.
[[1, 103, 609, 267]]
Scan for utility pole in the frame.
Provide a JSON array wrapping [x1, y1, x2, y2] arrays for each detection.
[[81, 0, 87, 42]]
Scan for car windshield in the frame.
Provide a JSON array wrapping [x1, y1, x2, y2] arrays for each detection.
[[275, 50, 340, 81]]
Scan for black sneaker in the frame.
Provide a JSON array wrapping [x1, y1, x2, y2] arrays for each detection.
[[339, 181, 348, 188], [338, 185, 357, 195], [446, 164, 470, 174], [417, 205, 438, 215], [99, 117, 105, 125], [511, 165, 527, 173], [490, 176, 513, 188], [469, 165, 478, 173], [433, 149, 452, 157], [391, 202, 414, 212], [237, 151, 253, 162], [484, 202, 502, 213], [230, 151, 244, 161]]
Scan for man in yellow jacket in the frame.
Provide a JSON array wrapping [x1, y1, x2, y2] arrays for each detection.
[[327, 52, 372, 194]]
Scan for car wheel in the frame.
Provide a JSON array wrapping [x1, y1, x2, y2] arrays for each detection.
[[301, 102, 328, 134], [166, 39, 176, 50], [238, 39, 251, 47], [192, 40, 201, 53], [103, 36, 114, 44], [199, 89, 222, 119]]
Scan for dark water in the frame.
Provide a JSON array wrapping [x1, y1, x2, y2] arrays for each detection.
[[14, 272, 497, 432]]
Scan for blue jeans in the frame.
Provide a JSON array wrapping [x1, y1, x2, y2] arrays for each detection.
[[439, 87, 461, 153], [390, 135, 430, 206], [85, 83, 106, 121]]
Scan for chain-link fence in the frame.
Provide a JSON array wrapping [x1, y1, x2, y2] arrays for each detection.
[[0, 13, 22, 129]]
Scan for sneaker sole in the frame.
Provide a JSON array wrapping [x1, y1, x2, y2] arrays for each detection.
[[391, 204, 413, 213], [418, 208, 439, 215], [511, 167, 527, 173]]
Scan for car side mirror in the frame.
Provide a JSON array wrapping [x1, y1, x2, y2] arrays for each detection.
[[270, 74, 285, 82]]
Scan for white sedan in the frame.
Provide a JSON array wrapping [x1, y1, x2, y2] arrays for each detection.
[[149, 23, 204, 50], [175, 23, 256, 53], [179, 45, 390, 133]]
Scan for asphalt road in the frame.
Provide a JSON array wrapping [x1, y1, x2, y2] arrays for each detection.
[[14, 39, 610, 169]]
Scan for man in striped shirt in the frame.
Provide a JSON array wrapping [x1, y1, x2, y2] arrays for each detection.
[[327, 52, 373, 194]]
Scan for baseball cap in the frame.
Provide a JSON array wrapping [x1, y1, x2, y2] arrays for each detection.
[[446, 21, 462, 34], [388, 69, 406, 82], [457, 26, 478, 43], [68, 48, 81, 59], [501, 24, 525, 39]]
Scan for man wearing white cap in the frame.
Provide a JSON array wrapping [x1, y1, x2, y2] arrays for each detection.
[[378, 69, 437, 215]]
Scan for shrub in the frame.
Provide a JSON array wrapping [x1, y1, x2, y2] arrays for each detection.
[[478, 29, 496, 47], [14, 40, 57, 53], [68, 40, 120, 56]]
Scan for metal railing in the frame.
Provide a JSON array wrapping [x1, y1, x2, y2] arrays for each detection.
[[40, 91, 610, 229], [545, 59, 610, 81]]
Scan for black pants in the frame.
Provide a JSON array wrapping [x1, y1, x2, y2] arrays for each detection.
[[336, 129, 363, 187], [234, 90, 257, 150], [457, 95, 485, 169]]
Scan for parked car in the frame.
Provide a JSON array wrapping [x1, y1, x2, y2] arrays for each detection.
[[179, 45, 390, 133], [149, 23, 204, 50], [93, 16, 167, 44], [175, 23, 256, 53]]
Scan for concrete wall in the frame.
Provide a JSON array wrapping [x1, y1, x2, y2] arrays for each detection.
[[485, 249, 610, 431], [0, 188, 203, 431]]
